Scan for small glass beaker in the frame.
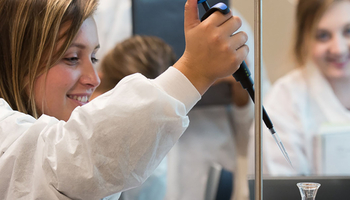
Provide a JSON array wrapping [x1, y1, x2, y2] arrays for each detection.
[[297, 182, 321, 200]]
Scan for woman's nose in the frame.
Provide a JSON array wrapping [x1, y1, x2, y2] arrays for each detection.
[[329, 35, 348, 56], [80, 61, 101, 88]]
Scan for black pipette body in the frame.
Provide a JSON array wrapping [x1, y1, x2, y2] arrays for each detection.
[[232, 61, 276, 134]]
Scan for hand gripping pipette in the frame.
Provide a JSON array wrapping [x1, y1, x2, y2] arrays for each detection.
[[197, 0, 293, 167]]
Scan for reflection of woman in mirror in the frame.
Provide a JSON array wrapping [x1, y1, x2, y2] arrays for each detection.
[[256, 0, 350, 176]]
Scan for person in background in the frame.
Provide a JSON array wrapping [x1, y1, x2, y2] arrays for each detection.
[[92, 35, 177, 200], [250, 0, 350, 176], [91, 35, 176, 100], [0, 0, 249, 199]]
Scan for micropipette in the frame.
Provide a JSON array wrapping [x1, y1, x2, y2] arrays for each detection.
[[232, 62, 293, 168], [197, 0, 293, 167]]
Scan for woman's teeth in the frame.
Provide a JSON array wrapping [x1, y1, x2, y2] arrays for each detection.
[[68, 95, 89, 103]]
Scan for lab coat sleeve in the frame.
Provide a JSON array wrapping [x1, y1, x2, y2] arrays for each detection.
[[0, 67, 201, 200], [117, 156, 167, 200]]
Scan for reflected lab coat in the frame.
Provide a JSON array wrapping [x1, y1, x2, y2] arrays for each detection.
[[0, 67, 200, 200], [250, 63, 350, 176]]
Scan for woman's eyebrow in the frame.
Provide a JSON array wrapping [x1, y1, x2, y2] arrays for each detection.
[[70, 43, 100, 50]]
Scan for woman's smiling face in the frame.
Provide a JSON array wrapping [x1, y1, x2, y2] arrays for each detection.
[[311, 1, 350, 80], [33, 17, 100, 121]]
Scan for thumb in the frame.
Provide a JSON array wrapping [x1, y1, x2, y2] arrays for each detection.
[[184, 0, 200, 32]]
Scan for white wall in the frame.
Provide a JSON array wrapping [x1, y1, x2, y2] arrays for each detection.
[[230, 0, 297, 83]]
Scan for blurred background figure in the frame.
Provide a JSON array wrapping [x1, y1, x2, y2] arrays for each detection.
[[92, 35, 177, 200], [249, 0, 350, 176], [91, 35, 176, 99]]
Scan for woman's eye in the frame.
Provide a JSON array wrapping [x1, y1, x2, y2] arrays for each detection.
[[64, 57, 79, 65], [344, 26, 350, 36], [91, 57, 99, 64], [316, 30, 330, 42]]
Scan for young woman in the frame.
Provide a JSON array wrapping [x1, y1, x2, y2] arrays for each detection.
[[0, 0, 248, 199], [257, 0, 350, 176]]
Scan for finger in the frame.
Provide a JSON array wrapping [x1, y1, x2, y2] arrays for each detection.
[[230, 31, 248, 51], [201, 10, 234, 28], [234, 44, 250, 65], [184, 0, 200, 32], [218, 15, 242, 37]]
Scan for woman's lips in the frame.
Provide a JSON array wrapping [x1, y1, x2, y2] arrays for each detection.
[[67, 94, 89, 105], [329, 57, 350, 69]]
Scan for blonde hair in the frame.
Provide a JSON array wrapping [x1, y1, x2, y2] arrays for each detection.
[[96, 35, 177, 93], [0, 0, 98, 118], [293, 0, 342, 66]]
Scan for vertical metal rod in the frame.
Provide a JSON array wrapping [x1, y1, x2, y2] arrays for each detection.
[[254, 0, 263, 200]]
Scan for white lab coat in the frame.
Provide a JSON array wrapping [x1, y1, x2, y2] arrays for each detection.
[[118, 158, 167, 200], [250, 63, 350, 176], [0, 67, 200, 200]]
